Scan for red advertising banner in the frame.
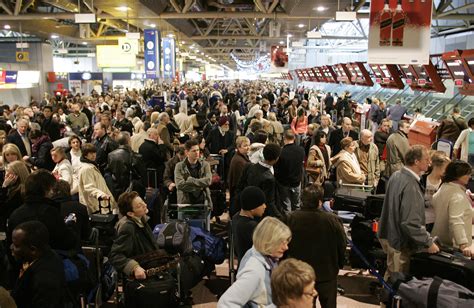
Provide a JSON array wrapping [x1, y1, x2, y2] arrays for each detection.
[[0, 70, 5, 84], [368, 0, 433, 65], [270, 46, 288, 71]]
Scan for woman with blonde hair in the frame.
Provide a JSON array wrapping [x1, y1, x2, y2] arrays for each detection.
[[420, 150, 450, 232], [0, 160, 30, 231], [218, 216, 292, 307], [2, 143, 23, 169]]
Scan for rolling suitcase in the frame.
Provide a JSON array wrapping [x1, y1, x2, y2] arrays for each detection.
[[410, 250, 474, 291], [145, 168, 163, 226], [333, 183, 374, 213], [365, 194, 385, 219], [89, 198, 118, 256]]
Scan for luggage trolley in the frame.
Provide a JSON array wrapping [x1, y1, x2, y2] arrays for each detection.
[[164, 202, 212, 232]]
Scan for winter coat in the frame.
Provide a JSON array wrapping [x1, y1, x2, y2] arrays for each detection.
[[307, 144, 332, 184], [78, 161, 117, 214], [174, 158, 212, 206], [332, 150, 366, 185], [385, 130, 410, 177]]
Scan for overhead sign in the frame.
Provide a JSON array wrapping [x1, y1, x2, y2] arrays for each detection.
[[368, 0, 433, 65], [162, 37, 176, 80], [118, 37, 139, 55], [96, 45, 136, 68], [144, 29, 161, 79], [5, 71, 17, 83]]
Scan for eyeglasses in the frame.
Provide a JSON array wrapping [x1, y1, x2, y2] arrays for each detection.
[[303, 288, 318, 298]]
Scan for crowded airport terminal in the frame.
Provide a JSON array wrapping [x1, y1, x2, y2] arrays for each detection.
[[0, 0, 474, 307]]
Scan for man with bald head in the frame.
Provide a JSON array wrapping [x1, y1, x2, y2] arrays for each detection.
[[355, 129, 380, 186], [328, 117, 358, 156]]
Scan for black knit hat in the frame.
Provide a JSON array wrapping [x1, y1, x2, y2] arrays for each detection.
[[240, 186, 266, 211]]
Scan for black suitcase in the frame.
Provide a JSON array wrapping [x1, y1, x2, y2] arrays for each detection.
[[410, 251, 474, 291], [349, 215, 385, 273], [365, 194, 385, 219], [333, 183, 374, 213], [89, 199, 118, 256], [145, 168, 164, 226], [124, 273, 178, 308]]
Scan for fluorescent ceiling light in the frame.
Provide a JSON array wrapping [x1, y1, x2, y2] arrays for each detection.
[[4, 24, 11, 30], [51, 34, 59, 39], [336, 11, 357, 21], [279, 41, 284, 44], [287, 34, 293, 38], [314, 6, 326, 12], [298, 24, 305, 28], [116, 6, 130, 12], [168, 33, 175, 38], [82, 41, 88, 45], [149, 24, 156, 28]]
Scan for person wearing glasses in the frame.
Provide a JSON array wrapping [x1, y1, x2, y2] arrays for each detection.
[[271, 258, 318, 308], [218, 217, 292, 307]]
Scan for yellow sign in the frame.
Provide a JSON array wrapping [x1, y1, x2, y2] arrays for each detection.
[[16, 51, 29, 62]]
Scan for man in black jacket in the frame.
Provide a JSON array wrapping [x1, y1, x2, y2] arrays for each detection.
[[10, 221, 65, 308], [233, 143, 281, 217], [7, 169, 78, 252], [107, 132, 146, 199], [328, 117, 358, 156], [283, 185, 347, 308], [113, 109, 134, 135], [6, 118, 31, 157], [41, 106, 61, 142], [274, 130, 305, 213], [139, 127, 169, 188], [93, 122, 118, 174]]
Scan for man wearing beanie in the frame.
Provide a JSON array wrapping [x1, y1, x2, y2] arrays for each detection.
[[234, 143, 283, 218], [232, 186, 266, 263]]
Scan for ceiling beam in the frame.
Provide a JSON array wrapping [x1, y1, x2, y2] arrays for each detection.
[[267, 0, 279, 14], [190, 35, 368, 40], [14, 0, 22, 16], [20, 0, 34, 13], [0, 1, 13, 15], [436, 3, 474, 18], [0, 12, 362, 20]]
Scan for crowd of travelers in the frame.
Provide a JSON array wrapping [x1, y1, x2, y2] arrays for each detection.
[[0, 79, 472, 308]]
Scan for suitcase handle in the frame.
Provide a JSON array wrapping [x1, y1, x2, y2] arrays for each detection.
[[97, 197, 112, 214]]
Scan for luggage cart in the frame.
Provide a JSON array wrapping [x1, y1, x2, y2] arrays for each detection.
[[164, 202, 211, 232]]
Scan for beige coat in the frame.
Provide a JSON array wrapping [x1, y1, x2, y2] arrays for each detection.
[[332, 150, 366, 185], [307, 144, 331, 184], [355, 143, 380, 187], [432, 182, 473, 248], [78, 162, 117, 214], [130, 130, 147, 153], [385, 131, 410, 177]]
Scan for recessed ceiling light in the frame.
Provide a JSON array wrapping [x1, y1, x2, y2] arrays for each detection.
[[82, 41, 88, 45], [298, 24, 305, 28], [279, 41, 284, 44], [314, 6, 326, 12], [149, 23, 156, 28], [51, 34, 59, 39], [167, 33, 174, 38], [181, 41, 185, 44], [4, 24, 11, 30], [116, 6, 130, 12], [287, 34, 293, 38]]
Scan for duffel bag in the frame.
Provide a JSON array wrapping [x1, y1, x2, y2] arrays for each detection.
[[189, 226, 226, 265], [124, 273, 178, 308], [155, 221, 193, 255], [393, 275, 474, 308]]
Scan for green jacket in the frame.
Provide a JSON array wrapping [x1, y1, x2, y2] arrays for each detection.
[[109, 216, 158, 277]]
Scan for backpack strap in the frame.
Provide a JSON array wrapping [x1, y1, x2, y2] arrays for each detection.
[[427, 276, 443, 308]]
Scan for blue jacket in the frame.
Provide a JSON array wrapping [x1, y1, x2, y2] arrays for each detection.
[[217, 247, 276, 308]]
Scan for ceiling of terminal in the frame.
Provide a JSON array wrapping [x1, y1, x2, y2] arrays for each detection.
[[0, 0, 473, 67]]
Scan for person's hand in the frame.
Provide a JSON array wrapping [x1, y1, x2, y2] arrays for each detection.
[[133, 266, 146, 280], [22, 155, 29, 161], [427, 243, 440, 254], [2, 173, 17, 188], [219, 149, 228, 155], [168, 183, 176, 191]]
